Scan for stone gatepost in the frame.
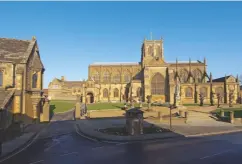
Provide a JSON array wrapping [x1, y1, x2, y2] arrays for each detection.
[[230, 111, 234, 124], [185, 111, 189, 123], [41, 100, 50, 122], [125, 107, 144, 136], [179, 110, 185, 118], [75, 95, 81, 119], [220, 110, 224, 117], [75, 102, 81, 119], [158, 111, 163, 122]]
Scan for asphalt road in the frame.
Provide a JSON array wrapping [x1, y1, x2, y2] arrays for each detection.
[[1, 111, 242, 164]]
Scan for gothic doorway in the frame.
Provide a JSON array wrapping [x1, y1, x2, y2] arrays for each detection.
[[86, 92, 94, 104]]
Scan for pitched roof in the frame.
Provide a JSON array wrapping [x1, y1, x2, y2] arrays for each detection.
[[212, 75, 233, 82], [63, 81, 84, 88], [90, 62, 140, 66], [0, 89, 14, 109], [0, 38, 34, 63]]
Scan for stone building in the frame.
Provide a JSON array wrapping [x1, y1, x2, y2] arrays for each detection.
[[0, 36, 46, 129], [49, 38, 240, 105], [48, 76, 84, 101]]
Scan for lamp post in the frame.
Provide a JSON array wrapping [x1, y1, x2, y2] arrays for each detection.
[[84, 86, 87, 114], [169, 104, 175, 130]]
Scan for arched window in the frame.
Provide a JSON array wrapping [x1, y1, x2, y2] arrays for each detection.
[[192, 69, 203, 83], [0, 71, 3, 86], [179, 69, 189, 83], [200, 87, 207, 97], [156, 46, 161, 56], [185, 87, 193, 98], [92, 72, 100, 83], [148, 46, 153, 56], [151, 73, 165, 95], [103, 72, 110, 83], [32, 73, 38, 88], [215, 87, 224, 96], [103, 88, 108, 98], [113, 73, 121, 83], [124, 74, 131, 83], [137, 87, 142, 97], [114, 88, 119, 97]]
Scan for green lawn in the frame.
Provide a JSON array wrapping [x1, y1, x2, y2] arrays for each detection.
[[87, 102, 147, 110], [183, 104, 210, 106], [50, 100, 75, 113], [212, 106, 242, 118]]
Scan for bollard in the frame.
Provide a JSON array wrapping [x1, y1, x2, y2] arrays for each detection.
[[185, 111, 189, 124], [179, 110, 185, 118], [158, 111, 163, 122], [220, 110, 224, 117], [230, 111, 234, 124]]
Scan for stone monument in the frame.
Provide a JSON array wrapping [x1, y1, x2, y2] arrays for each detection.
[[75, 94, 81, 119], [40, 95, 50, 122], [147, 95, 152, 110], [125, 107, 144, 135]]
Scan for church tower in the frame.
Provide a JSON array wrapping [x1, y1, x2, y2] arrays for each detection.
[[141, 37, 164, 67]]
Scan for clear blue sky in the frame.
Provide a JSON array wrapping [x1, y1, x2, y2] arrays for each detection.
[[1, 2, 242, 88]]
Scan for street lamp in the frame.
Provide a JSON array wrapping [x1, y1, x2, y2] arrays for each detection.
[[169, 104, 176, 130]]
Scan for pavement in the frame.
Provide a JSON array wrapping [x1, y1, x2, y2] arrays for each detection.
[[2, 114, 242, 164], [3, 107, 242, 164], [0, 109, 74, 162]]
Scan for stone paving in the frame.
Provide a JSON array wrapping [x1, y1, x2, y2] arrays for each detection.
[[76, 115, 242, 142], [0, 123, 47, 160]]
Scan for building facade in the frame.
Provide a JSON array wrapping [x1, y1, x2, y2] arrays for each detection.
[[49, 38, 241, 105], [48, 76, 84, 101], [0, 37, 46, 129]]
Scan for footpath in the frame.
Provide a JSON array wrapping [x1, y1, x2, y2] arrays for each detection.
[[0, 123, 47, 162], [76, 113, 242, 143]]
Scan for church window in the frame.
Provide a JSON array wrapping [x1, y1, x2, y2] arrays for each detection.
[[113, 73, 121, 83], [148, 46, 153, 56], [192, 69, 203, 83], [32, 73, 38, 88], [103, 88, 108, 98], [151, 73, 165, 95], [114, 88, 119, 97], [200, 87, 207, 97], [185, 87, 193, 98], [156, 45, 161, 56], [124, 74, 131, 83], [179, 69, 189, 83], [103, 72, 110, 83], [137, 87, 142, 97], [92, 72, 100, 83]]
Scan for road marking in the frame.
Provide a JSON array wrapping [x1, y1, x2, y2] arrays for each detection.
[[75, 124, 98, 142], [200, 149, 233, 160], [115, 142, 129, 146], [44, 141, 60, 152], [0, 123, 51, 163], [60, 152, 78, 156], [29, 160, 44, 164]]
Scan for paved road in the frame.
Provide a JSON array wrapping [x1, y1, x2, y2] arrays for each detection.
[[2, 110, 242, 164]]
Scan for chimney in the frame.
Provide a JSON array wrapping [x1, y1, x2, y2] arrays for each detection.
[[61, 76, 65, 81]]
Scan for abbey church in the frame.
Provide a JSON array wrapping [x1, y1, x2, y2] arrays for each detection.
[[48, 38, 240, 105]]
